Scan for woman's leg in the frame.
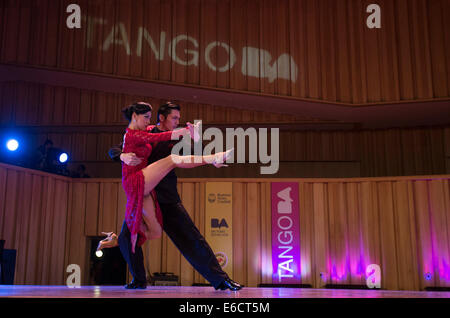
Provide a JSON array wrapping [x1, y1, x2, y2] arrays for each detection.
[[98, 151, 232, 246], [138, 151, 231, 239], [141, 194, 162, 239], [141, 152, 230, 196]]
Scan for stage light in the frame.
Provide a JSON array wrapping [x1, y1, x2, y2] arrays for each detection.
[[95, 250, 103, 258], [6, 139, 19, 151], [59, 152, 68, 163], [424, 272, 432, 281]]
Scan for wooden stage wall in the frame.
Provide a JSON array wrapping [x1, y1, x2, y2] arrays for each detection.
[[1, 0, 450, 103], [0, 162, 449, 291]]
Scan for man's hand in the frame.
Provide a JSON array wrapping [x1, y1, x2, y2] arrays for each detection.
[[186, 121, 201, 142], [120, 153, 143, 166]]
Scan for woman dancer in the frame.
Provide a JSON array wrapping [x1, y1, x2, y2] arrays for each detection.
[[97, 102, 232, 254]]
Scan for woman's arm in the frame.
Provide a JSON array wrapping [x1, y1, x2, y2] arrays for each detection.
[[133, 127, 189, 144], [109, 142, 143, 166]]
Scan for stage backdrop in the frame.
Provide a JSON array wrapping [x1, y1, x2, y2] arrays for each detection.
[[0, 162, 449, 291]]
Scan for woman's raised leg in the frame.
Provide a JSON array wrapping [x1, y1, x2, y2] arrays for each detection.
[[141, 150, 233, 196], [98, 150, 233, 247]]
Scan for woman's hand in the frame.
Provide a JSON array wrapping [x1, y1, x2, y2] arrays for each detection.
[[120, 152, 143, 166]]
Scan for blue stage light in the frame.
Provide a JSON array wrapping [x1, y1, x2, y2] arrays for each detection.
[[6, 139, 19, 151], [59, 152, 68, 163]]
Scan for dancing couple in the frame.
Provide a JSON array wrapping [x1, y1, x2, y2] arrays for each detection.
[[98, 101, 242, 291]]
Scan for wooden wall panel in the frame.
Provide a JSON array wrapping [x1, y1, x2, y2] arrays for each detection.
[[299, 182, 314, 285], [392, 181, 419, 291], [0, 0, 4, 58], [65, 182, 89, 285], [38, 177, 56, 284], [84, 182, 99, 236], [0, 164, 70, 285], [428, 0, 449, 98], [312, 182, 329, 287], [346, 183, 364, 286], [2, 0, 450, 103], [360, 181, 382, 282], [378, 182, 399, 290], [260, 182, 272, 284], [428, 179, 450, 287], [413, 180, 436, 289], [51, 179, 70, 284], [443, 0, 450, 95]]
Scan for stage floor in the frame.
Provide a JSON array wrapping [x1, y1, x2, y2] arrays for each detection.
[[0, 285, 449, 298]]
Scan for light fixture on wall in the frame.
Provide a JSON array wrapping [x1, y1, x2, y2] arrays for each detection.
[[424, 272, 432, 281], [6, 139, 19, 151], [59, 152, 68, 163]]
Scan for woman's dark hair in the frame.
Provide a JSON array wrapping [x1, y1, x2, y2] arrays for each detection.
[[122, 102, 152, 122], [157, 102, 181, 123]]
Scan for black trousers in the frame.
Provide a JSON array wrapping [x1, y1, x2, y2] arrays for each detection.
[[118, 202, 229, 288]]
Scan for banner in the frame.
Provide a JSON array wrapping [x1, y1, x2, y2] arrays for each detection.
[[271, 182, 301, 284], [205, 182, 233, 278]]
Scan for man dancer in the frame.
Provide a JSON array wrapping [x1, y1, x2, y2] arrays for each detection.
[[109, 102, 242, 291]]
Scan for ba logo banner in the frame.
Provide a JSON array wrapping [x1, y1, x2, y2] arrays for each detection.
[[205, 182, 233, 277], [211, 218, 229, 229], [271, 182, 301, 284]]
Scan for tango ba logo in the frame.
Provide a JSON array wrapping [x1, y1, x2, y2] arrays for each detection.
[[273, 186, 300, 282], [215, 252, 228, 268]]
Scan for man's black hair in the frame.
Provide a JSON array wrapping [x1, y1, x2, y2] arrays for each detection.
[[157, 102, 181, 123]]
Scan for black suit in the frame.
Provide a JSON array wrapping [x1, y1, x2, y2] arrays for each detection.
[[109, 126, 228, 288]]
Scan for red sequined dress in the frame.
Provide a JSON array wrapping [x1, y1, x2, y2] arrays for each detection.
[[122, 126, 186, 252]]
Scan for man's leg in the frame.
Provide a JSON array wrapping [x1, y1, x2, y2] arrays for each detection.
[[160, 202, 229, 289], [117, 221, 147, 285]]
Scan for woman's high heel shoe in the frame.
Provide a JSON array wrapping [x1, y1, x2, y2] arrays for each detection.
[[212, 148, 234, 168], [96, 232, 118, 251]]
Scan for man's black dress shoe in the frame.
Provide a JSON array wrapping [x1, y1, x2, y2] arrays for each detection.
[[125, 281, 147, 289], [216, 278, 243, 291]]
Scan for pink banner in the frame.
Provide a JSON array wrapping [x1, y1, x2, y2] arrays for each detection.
[[271, 182, 301, 284]]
